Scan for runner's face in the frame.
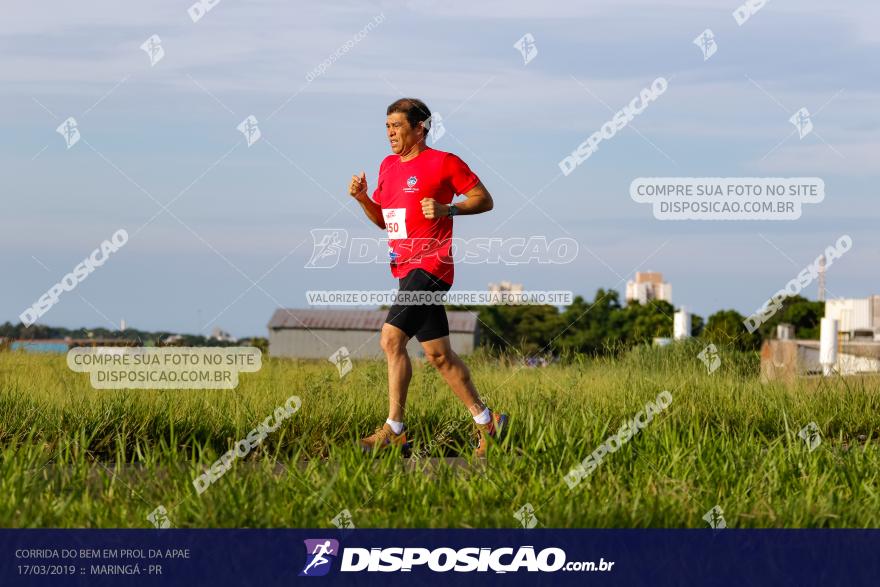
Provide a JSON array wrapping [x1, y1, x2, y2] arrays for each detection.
[[386, 112, 424, 155]]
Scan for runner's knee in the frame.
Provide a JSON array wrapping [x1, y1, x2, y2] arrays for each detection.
[[426, 346, 462, 371], [424, 349, 449, 369], [381, 330, 408, 356]]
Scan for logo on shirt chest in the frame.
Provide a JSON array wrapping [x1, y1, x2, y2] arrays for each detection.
[[403, 175, 419, 194]]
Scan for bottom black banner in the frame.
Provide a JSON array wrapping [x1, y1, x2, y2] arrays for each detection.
[[1, 529, 877, 585]]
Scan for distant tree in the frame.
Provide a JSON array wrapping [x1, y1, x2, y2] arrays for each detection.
[[241, 337, 269, 354], [618, 299, 675, 345], [703, 309, 761, 351], [756, 295, 824, 340], [557, 289, 622, 354], [690, 313, 705, 337], [2, 321, 252, 347], [477, 304, 561, 355]]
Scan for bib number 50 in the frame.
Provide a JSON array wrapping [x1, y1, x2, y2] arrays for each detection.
[[382, 208, 408, 240]]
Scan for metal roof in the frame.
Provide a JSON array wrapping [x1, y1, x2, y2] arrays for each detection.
[[267, 309, 478, 333], [795, 339, 880, 360]]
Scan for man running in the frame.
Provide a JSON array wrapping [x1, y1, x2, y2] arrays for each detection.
[[302, 541, 334, 575], [348, 97, 506, 458]]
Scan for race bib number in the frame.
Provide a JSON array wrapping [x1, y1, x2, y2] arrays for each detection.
[[382, 208, 408, 239]]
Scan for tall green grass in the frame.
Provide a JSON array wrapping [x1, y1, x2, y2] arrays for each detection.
[[1, 342, 878, 528]]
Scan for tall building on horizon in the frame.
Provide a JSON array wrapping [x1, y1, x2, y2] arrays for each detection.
[[488, 281, 525, 304], [488, 281, 523, 294], [625, 271, 672, 305]]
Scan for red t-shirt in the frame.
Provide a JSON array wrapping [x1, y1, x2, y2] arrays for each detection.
[[371, 148, 480, 285]]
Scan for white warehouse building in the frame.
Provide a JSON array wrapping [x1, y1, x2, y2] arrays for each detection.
[[267, 309, 479, 359], [825, 296, 880, 338]]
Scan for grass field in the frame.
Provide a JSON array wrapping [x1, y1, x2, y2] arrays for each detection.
[[2, 343, 879, 528]]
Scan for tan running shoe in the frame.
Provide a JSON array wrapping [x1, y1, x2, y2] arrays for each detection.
[[474, 411, 508, 458], [359, 423, 410, 455]]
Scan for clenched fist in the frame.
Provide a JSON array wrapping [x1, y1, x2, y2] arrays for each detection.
[[421, 198, 449, 219], [349, 172, 368, 199]]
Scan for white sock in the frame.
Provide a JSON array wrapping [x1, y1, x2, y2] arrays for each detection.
[[473, 408, 491, 425], [385, 418, 404, 435]]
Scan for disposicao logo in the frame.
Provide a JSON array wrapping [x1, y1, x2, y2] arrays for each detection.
[[298, 543, 607, 574], [300, 539, 339, 577]]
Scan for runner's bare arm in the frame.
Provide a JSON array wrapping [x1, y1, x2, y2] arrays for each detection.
[[349, 171, 386, 229], [420, 182, 493, 219]]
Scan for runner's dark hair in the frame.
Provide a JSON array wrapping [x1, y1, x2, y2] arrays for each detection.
[[387, 98, 431, 138]]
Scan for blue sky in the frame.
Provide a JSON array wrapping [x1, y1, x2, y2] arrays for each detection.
[[2, 0, 878, 337]]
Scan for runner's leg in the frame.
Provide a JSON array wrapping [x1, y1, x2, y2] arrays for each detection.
[[382, 270, 437, 421], [420, 335, 486, 416], [380, 322, 411, 421]]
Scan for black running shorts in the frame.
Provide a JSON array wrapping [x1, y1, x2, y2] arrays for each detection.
[[384, 269, 452, 342]]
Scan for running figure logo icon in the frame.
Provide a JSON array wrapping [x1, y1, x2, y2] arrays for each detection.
[[702, 505, 727, 529], [789, 107, 813, 139], [300, 539, 339, 577], [237, 114, 262, 147], [693, 29, 717, 61], [56, 117, 80, 149], [513, 33, 538, 65], [140, 34, 165, 66], [305, 229, 348, 268]]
